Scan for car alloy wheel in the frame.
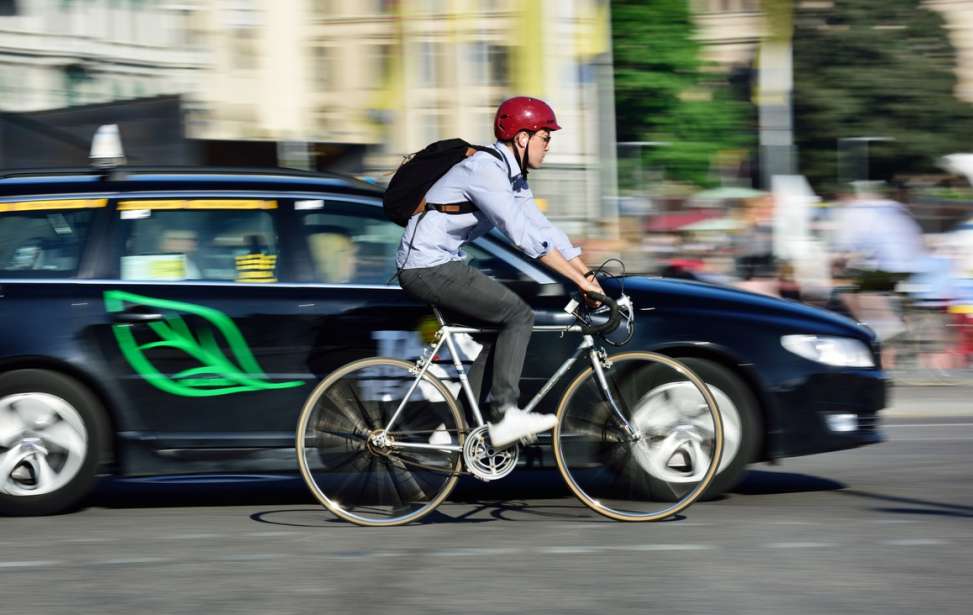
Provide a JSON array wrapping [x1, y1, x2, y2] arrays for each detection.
[[0, 392, 89, 497], [629, 381, 741, 484]]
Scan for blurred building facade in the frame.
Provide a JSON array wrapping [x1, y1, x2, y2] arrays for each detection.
[[188, 0, 620, 234], [0, 0, 618, 234], [0, 0, 205, 112], [928, 0, 973, 103]]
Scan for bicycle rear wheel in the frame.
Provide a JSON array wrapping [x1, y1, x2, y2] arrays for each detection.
[[296, 357, 464, 526], [553, 351, 723, 521]]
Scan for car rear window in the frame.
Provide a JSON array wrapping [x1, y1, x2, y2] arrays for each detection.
[[0, 200, 99, 277]]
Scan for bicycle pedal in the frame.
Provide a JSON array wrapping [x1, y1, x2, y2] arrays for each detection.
[[519, 433, 538, 446]]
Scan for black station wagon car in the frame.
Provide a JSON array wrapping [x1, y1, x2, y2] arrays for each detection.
[[0, 159, 887, 515]]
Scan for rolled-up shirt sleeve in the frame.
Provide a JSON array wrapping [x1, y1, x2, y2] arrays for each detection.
[[465, 158, 552, 258]]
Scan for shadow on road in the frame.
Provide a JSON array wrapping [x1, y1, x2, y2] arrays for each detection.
[[85, 468, 848, 515], [837, 489, 973, 518], [731, 469, 846, 495], [86, 474, 313, 509]]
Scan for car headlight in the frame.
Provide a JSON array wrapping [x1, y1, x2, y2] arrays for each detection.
[[781, 335, 875, 367]]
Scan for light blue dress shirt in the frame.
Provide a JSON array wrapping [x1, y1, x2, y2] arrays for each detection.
[[395, 141, 582, 270]]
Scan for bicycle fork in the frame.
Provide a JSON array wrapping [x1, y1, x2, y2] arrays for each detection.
[[587, 343, 642, 442]]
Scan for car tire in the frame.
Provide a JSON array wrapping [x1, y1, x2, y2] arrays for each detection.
[[0, 369, 109, 516]]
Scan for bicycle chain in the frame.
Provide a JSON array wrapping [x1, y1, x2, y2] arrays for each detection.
[[370, 430, 474, 477]]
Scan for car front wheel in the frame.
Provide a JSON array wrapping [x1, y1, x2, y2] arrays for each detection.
[[631, 358, 761, 498], [0, 370, 108, 516]]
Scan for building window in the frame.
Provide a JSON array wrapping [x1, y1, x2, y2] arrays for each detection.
[[418, 42, 443, 87], [315, 0, 337, 17], [232, 30, 258, 71], [313, 46, 336, 91], [419, 111, 446, 144], [419, 0, 445, 14], [487, 44, 509, 87], [63, 64, 89, 106], [368, 43, 392, 89], [469, 42, 508, 87]]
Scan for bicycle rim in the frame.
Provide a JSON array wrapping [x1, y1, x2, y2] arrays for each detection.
[[553, 351, 723, 521], [296, 357, 464, 526]]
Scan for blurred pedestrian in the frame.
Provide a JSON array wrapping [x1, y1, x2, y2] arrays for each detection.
[[830, 182, 928, 363]]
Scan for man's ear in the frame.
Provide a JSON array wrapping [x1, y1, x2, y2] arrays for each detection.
[[515, 131, 530, 149]]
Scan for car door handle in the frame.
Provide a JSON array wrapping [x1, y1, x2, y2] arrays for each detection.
[[110, 310, 164, 323]]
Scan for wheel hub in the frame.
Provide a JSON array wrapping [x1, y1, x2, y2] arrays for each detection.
[[0, 393, 88, 497], [627, 381, 741, 483]]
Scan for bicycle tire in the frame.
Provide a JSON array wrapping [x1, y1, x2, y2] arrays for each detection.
[[296, 357, 465, 527], [553, 351, 724, 522]]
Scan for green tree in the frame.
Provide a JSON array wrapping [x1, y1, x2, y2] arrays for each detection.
[[793, 0, 973, 195], [612, 0, 750, 188]]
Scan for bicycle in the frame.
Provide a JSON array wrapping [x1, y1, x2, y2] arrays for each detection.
[[295, 288, 724, 526]]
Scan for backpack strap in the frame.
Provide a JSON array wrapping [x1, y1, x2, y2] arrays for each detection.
[[415, 146, 507, 217], [427, 201, 478, 214]]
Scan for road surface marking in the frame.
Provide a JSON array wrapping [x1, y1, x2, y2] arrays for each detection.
[[93, 557, 172, 565], [0, 560, 61, 569], [432, 547, 522, 557], [882, 539, 946, 546], [618, 544, 714, 551]]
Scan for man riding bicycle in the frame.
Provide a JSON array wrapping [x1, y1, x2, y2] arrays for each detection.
[[396, 96, 603, 447]]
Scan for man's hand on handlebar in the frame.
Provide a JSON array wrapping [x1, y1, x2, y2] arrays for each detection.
[[579, 277, 604, 308]]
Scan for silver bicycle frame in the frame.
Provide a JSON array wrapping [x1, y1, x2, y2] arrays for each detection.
[[383, 307, 637, 453]]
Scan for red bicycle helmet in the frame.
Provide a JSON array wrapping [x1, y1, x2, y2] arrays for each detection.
[[494, 97, 561, 141]]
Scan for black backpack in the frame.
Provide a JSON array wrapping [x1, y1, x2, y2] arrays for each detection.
[[383, 139, 504, 227]]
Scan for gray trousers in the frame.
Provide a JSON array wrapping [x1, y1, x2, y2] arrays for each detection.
[[398, 260, 534, 416]]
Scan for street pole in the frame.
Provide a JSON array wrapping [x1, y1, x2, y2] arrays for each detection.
[[757, 0, 796, 189], [837, 136, 895, 187]]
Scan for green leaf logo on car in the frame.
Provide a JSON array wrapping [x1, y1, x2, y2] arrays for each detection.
[[104, 290, 303, 397]]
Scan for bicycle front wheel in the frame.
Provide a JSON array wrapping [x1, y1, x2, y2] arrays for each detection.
[[553, 351, 723, 521], [296, 357, 464, 526]]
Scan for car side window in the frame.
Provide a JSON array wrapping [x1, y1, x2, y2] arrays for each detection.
[[118, 200, 279, 283], [462, 242, 530, 281], [0, 199, 99, 277], [300, 208, 400, 285]]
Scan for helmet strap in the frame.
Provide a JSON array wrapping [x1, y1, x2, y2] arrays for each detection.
[[514, 131, 532, 179]]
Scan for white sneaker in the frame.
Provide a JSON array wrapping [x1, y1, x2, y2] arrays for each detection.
[[428, 423, 452, 446], [488, 407, 558, 448]]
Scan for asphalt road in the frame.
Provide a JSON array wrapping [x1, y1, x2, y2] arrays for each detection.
[[1, 386, 971, 614]]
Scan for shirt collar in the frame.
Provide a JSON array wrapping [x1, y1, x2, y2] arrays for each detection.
[[493, 141, 521, 178]]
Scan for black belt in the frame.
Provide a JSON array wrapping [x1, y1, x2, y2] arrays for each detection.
[[426, 201, 476, 215]]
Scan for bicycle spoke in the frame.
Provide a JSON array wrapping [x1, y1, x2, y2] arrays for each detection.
[[555, 352, 722, 521], [297, 357, 463, 526]]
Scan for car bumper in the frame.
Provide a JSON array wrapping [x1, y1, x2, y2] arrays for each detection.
[[769, 368, 889, 459]]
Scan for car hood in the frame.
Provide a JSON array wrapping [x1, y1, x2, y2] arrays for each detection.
[[612, 275, 875, 342]]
